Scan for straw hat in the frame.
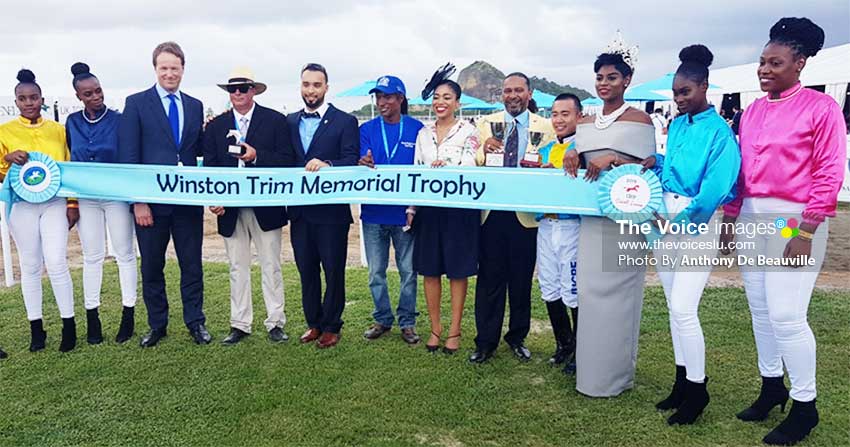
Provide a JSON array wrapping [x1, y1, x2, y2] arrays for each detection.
[[217, 67, 267, 95]]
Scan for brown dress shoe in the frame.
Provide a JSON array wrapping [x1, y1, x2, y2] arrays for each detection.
[[300, 328, 321, 343], [317, 332, 340, 349], [363, 323, 391, 340]]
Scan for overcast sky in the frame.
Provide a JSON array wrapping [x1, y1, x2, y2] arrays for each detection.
[[2, 0, 847, 113]]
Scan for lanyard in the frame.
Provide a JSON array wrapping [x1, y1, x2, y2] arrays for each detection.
[[380, 118, 404, 161]]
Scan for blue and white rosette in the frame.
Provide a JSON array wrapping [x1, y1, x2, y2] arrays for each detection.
[[597, 163, 664, 224], [7, 152, 61, 203]]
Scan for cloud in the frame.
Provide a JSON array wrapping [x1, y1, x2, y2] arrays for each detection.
[[1, 0, 846, 113]]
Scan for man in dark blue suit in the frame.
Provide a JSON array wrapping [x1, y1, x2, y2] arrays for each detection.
[[286, 63, 359, 348], [118, 41, 210, 347]]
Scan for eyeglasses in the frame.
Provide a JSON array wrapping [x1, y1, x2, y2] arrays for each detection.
[[226, 84, 254, 94]]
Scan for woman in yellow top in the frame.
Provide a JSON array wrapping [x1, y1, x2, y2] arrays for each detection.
[[0, 69, 79, 353]]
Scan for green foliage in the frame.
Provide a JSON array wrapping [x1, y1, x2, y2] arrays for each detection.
[[0, 263, 847, 446]]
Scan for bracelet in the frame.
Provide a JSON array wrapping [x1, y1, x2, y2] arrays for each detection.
[[66, 203, 79, 209], [797, 229, 814, 240]]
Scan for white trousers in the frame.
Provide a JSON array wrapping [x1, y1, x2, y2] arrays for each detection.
[[536, 218, 579, 308], [652, 192, 717, 382], [8, 198, 74, 320], [737, 197, 827, 402], [77, 199, 137, 309], [223, 209, 285, 333]]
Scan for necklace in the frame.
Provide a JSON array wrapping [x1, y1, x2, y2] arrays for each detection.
[[83, 108, 109, 124], [594, 102, 630, 130]]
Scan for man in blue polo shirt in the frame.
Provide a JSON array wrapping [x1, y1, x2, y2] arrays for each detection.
[[358, 75, 424, 344]]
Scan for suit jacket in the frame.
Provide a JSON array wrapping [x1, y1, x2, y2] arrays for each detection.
[[118, 85, 204, 217], [475, 110, 556, 228], [203, 104, 294, 237], [285, 104, 359, 225]]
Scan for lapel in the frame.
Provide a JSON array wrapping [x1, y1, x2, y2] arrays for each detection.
[[146, 86, 178, 151], [179, 94, 195, 151], [245, 104, 263, 144], [291, 111, 306, 157], [306, 105, 334, 155]]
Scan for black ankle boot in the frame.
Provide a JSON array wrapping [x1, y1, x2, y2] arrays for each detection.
[[656, 365, 687, 410], [86, 308, 103, 345], [668, 377, 710, 425], [29, 319, 47, 352], [562, 307, 578, 375], [115, 306, 135, 344], [763, 399, 818, 446], [737, 376, 789, 422], [0, 346, 7, 359], [59, 317, 77, 352], [545, 301, 572, 365]]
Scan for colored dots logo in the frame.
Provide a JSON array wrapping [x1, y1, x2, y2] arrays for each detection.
[[780, 217, 799, 238]]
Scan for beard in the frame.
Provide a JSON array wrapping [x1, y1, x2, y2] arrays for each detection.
[[303, 94, 325, 110]]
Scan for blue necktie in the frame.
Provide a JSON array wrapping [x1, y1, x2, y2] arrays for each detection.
[[167, 94, 180, 147]]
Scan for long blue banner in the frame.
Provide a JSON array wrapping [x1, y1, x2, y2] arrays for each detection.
[[1, 153, 665, 221]]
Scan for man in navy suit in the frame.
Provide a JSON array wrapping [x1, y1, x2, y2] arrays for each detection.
[[203, 67, 294, 345], [286, 63, 359, 348], [118, 41, 210, 347]]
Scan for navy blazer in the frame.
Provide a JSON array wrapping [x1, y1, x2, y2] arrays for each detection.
[[203, 104, 294, 237], [286, 104, 359, 225], [118, 85, 204, 217]]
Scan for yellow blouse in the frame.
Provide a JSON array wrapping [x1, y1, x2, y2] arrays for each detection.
[[0, 116, 70, 178]]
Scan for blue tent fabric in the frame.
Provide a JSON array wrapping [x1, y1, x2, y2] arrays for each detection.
[[336, 81, 378, 97], [532, 91, 557, 108], [581, 97, 603, 106], [624, 72, 722, 101], [622, 86, 670, 102]]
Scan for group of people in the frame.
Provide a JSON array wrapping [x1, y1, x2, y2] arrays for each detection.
[[0, 17, 845, 446]]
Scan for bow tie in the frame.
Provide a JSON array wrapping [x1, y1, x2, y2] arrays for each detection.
[[303, 111, 320, 119]]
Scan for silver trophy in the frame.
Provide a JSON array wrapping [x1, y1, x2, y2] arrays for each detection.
[[226, 129, 245, 156], [485, 122, 507, 167], [521, 131, 545, 167]]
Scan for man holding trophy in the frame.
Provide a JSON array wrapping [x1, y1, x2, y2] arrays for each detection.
[[202, 67, 294, 345], [470, 73, 555, 364]]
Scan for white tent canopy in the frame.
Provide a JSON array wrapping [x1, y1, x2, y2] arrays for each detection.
[[707, 43, 850, 110]]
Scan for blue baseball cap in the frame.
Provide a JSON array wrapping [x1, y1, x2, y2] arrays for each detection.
[[369, 75, 406, 96]]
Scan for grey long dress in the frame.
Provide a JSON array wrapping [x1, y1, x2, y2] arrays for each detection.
[[574, 120, 656, 397]]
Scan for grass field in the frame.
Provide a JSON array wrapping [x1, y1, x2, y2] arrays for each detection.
[[0, 262, 847, 447]]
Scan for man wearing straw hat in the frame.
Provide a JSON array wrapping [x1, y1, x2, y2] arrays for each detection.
[[203, 67, 294, 345]]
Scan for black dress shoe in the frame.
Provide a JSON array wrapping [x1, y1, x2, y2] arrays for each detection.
[[268, 327, 289, 343], [510, 344, 532, 362], [140, 329, 167, 348], [190, 324, 212, 345], [0, 347, 7, 359], [222, 328, 249, 345], [468, 349, 494, 364]]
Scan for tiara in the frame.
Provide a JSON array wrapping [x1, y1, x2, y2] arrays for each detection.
[[603, 30, 639, 71]]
